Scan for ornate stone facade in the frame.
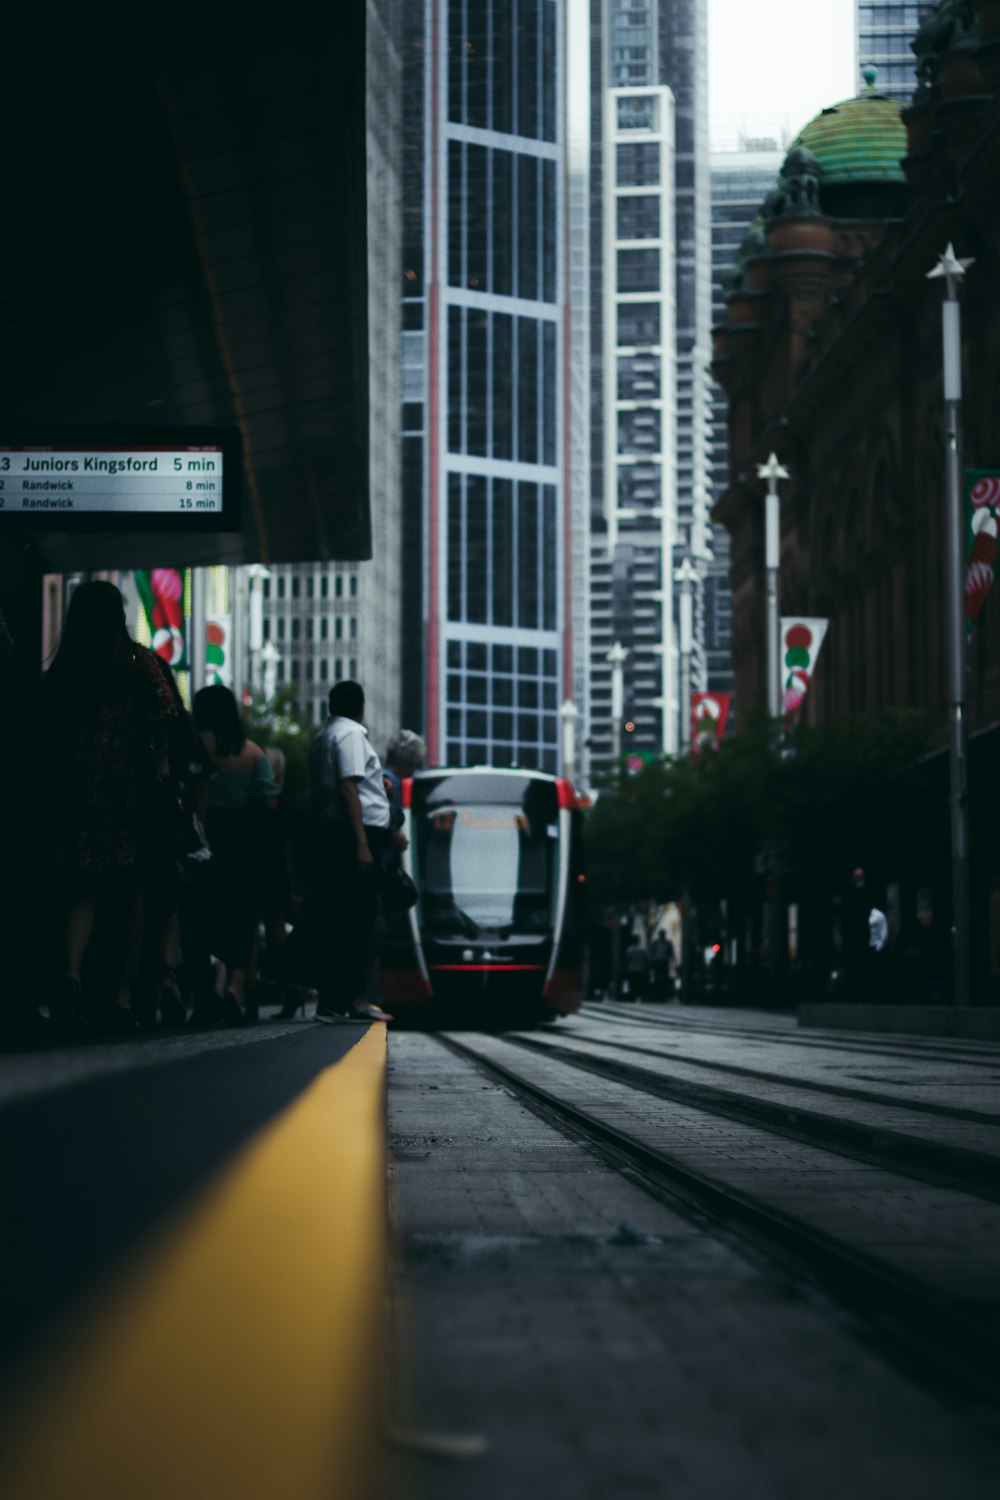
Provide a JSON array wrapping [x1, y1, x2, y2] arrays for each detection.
[[714, 57, 1000, 746], [712, 11, 1000, 987]]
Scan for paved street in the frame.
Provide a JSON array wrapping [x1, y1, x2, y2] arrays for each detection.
[[4, 1004, 1000, 1498], [388, 1008, 1000, 1500]]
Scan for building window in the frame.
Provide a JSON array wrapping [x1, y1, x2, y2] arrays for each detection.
[[335, 575, 343, 598], [277, 576, 286, 600], [292, 576, 301, 599], [618, 301, 660, 346], [617, 95, 658, 131], [617, 195, 660, 241], [618, 407, 661, 453], [617, 142, 659, 186], [277, 618, 286, 641], [618, 352, 660, 400], [292, 619, 301, 641], [335, 616, 343, 640], [617, 247, 660, 292]]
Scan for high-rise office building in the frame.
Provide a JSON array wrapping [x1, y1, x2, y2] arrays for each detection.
[[588, 0, 711, 766], [401, 1, 581, 774], [707, 139, 784, 697], [856, 2, 927, 102], [260, 0, 404, 751]]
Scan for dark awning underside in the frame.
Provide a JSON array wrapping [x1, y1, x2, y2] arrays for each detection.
[[2, 6, 370, 573]]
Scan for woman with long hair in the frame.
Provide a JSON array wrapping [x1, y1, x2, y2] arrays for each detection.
[[193, 684, 279, 1024], [39, 580, 176, 1031]]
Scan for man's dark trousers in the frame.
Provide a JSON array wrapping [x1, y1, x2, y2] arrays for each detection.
[[314, 819, 389, 1011]]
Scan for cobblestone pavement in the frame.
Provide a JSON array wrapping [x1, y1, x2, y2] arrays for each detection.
[[456, 1026, 1000, 1315], [387, 1031, 1000, 1500], [525, 1011, 1000, 1171]]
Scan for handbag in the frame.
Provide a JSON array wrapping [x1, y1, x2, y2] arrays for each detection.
[[380, 864, 418, 914]]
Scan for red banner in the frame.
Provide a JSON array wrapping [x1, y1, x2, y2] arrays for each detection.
[[691, 692, 731, 754], [134, 568, 189, 668]]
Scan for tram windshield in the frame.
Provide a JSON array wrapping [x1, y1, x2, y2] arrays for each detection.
[[412, 773, 560, 938]]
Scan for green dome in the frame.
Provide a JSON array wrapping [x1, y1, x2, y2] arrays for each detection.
[[791, 92, 907, 186]]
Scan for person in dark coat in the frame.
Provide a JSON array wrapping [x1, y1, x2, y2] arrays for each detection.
[[648, 930, 677, 1001], [841, 866, 872, 1003], [38, 581, 177, 1031]]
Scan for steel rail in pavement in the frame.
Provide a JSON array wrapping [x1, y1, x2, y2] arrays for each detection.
[[436, 1032, 1000, 1420], [583, 1002, 1000, 1067], [507, 1033, 1000, 1202]]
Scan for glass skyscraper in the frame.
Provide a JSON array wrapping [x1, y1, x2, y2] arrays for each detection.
[[588, 0, 710, 765], [402, 0, 570, 772], [856, 2, 928, 101], [707, 141, 784, 698]]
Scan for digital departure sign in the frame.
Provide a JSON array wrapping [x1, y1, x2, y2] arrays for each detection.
[[0, 429, 241, 533]]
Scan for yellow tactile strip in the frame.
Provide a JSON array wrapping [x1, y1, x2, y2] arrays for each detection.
[[0, 1024, 387, 1500]]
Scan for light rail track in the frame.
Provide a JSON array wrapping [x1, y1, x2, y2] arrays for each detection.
[[584, 1002, 1000, 1068], [504, 1032, 1000, 1201], [545, 1028, 1000, 1129], [436, 1029, 1000, 1417]]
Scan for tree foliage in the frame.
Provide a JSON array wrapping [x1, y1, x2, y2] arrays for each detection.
[[586, 712, 931, 910]]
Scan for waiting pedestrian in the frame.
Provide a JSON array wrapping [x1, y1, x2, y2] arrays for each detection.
[[841, 866, 871, 1003], [382, 729, 426, 871], [867, 903, 889, 1001], [141, 658, 213, 1026], [622, 937, 649, 1002], [648, 929, 677, 1002], [37, 581, 177, 1032], [193, 684, 280, 1025], [307, 680, 394, 1023]]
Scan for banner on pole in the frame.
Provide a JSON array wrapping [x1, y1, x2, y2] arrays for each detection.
[[780, 618, 827, 721], [691, 691, 732, 754], [134, 568, 190, 670], [965, 471, 1000, 627], [205, 614, 233, 688]]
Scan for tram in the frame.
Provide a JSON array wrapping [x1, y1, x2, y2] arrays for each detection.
[[380, 767, 586, 1024]]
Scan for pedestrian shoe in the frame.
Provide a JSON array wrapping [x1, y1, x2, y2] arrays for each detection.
[[350, 1002, 394, 1023], [314, 1006, 348, 1024]]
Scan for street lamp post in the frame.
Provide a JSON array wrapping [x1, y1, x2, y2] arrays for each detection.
[[608, 641, 628, 770], [929, 243, 974, 1009], [190, 567, 207, 694], [261, 641, 281, 705], [675, 557, 698, 752], [246, 563, 271, 697], [756, 453, 788, 720], [755, 452, 789, 999], [559, 698, 580, 781]]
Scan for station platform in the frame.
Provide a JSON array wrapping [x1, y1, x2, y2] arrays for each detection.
[[3, 1005, 1000, 1499], [0, 1021, 388, 1500]]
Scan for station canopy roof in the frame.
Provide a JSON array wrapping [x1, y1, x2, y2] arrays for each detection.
[[2, 5, 370, 574]]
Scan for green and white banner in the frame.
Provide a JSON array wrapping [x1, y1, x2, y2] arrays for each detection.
[[780, 617, 828, 721]]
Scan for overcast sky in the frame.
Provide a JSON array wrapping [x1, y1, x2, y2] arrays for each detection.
[[708, 0, 858, 149]]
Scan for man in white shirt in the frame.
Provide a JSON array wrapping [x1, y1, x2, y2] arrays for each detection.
[[308, 680, 393, 1022]]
